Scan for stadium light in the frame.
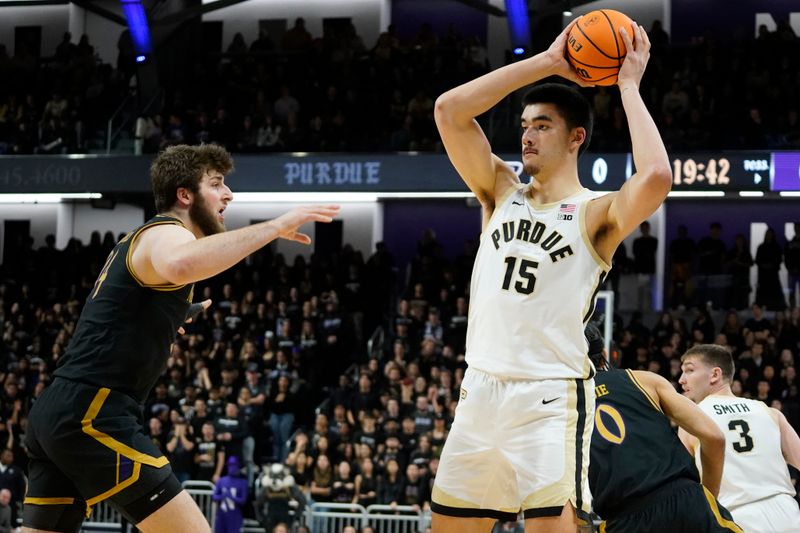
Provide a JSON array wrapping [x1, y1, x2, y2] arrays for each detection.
[[121, 0, 152, 58], [505, 0, 531, 57], [231, 192, 475, 203], [0, 193, 103, 204], [667, 191, 725, 198]]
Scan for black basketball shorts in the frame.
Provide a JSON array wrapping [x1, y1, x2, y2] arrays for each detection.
[[23, 378, 182, 531]]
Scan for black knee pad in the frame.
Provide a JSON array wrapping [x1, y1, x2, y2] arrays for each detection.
[[23, 500, 87, 533]]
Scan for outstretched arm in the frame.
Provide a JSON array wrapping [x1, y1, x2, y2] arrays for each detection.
[[638, 371, 725, 497], [588, 25, 672, 262], [435, 20, 588, 207], [137, 205, 339, 285]]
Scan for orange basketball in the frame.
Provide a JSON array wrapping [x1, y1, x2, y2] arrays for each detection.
[[566, 10, 635, 86]]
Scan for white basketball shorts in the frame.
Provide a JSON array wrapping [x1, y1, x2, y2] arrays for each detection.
[[431, 367, 594, 522]]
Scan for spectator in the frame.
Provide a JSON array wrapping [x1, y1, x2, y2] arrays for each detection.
[[330, 461, 356, 504], [269, 374, 296, 462], [410, 395, 433, 435], [785, 223, 800, 308], [166, 416, 196, 483], [755, 227, 786, 310], [0, 489, 10, 533], [42, 92, 68, 121], [0, 449, 24, 522], [235, 115, 258, 152], [310, 454, 333, 502], [661, 80, 689, 119], [282, 18, 313, 52], [257, 114, 282, 151], [274, 86, 300, 125], [633, 221, 658, 311], [355, 457, 378, 506], [226, 33, 248, 55], [697, 222, 727, 307], [377, 458, 404, 505], [288, 450, 311, 492], [250, 29, 275, 53], [401, 463, 428, 509], [216, 402, 246, 461], [55, 32, 76, 63], [726, 234, 754, 309], [195, 421, 226, 482]]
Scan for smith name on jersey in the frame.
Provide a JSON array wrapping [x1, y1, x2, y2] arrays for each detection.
[[466, 186, 610, 381]]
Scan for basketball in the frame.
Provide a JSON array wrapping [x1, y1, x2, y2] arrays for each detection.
[[567, 10, 635, 86]]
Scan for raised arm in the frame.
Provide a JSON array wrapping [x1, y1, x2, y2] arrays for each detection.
[[135, 205, 339, 286], [434, 20, 587, 207], [772, 408, 800, 470], [637, 371, 725, 497], [588, 25, 672, 262]]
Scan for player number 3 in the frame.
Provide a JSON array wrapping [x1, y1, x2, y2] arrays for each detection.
[[728, 419, 754, 453]]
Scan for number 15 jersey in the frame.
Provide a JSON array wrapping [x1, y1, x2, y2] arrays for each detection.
[[466, 186, 609, 380], [696, 395, 796, 511]]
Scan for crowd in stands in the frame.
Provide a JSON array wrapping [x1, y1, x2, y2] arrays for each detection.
[[0, 32, 130, 154], [0, 225, 799, 528], [1, 18, 800, 155], [612, 221, 800, 313]]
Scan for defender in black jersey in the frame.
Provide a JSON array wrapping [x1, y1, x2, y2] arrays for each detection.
[[23, 144, 339, 533], [585, 324, 742, 533]]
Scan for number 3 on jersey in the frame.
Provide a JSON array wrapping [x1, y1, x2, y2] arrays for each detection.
[[728, 419, 754, 453], [501, 256, 539, 295]]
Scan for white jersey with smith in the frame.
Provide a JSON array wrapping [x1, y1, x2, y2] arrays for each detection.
[[697, 395, 796, 511], [465, 186, 609, 380]]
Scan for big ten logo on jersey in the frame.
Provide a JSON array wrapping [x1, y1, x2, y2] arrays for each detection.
[[557, 203, 575, 221]]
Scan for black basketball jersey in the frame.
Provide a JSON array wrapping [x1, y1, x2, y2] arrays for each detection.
[[54, 215, 193, 402], [589, 369, 700, 521]]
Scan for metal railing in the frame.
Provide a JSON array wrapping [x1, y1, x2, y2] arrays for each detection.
[[366, 504, 430, 533], [366, 325, 385, 360], [306, 502, 367, 533], [105, 93, 135, 154], [105, 89, 163, 154], [306, 502, 431, 533], [183, 480, 217, 527]]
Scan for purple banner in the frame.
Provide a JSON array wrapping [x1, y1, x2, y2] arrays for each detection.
[[670, 0, 799, 43], [772, 152, 800, 191]]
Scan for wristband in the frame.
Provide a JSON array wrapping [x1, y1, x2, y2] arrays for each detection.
[[186, 302, 205, 322]]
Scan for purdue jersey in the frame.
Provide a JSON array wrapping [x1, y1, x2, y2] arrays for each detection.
[[466, 186, 609, 380], [589, 370, 700, 521], [697, 395, 796, 510], [54, 215, 194, 402]]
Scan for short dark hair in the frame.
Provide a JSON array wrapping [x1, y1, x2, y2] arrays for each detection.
[[682, 344, 735, 384], [522, 83, 593, 155], [150, 144, 234, 213]]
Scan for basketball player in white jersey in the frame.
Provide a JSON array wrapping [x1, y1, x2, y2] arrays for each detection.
[[431, 19, 672, 533], [679, 344, 800, 533]]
